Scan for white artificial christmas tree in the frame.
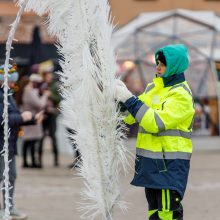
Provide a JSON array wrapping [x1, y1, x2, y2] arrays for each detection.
[[3, 0, 130, 219]]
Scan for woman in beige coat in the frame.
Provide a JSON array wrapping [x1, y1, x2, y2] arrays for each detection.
[[21, 74, 50, 168]]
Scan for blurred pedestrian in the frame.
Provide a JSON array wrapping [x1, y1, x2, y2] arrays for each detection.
[[115, 44, 195, 220], [38, 71, 61, 167], [0, 64, 43, 219], [21, 74, 50, 168]]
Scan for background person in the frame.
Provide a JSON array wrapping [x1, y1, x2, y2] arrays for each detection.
[[38, 71, 61, 167], [0, 64, 43, 219], [21, 74, 50, 168]]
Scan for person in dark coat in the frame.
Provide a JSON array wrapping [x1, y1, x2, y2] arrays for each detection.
[[0, 64, 43, 220], [38, 71, 61, 167]]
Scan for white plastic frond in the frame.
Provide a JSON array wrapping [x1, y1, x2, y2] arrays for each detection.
[[3, 1, 28, 219], [15, 0, 130, 219]]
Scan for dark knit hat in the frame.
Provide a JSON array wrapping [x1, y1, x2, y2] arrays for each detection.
[[156, 51, 166, 66]]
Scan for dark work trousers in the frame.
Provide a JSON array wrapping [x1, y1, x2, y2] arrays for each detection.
[[22, 140, 38, 167], [145, 188, 183, 220], [38, 114, 59, 166]]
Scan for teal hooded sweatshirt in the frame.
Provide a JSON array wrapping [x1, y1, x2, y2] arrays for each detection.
[[155, 44, 189, 78]]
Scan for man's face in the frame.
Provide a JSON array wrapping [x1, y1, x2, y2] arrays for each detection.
[[9, 82, 15, 89], [44, 72, 53, 83], [156, 60, 166, 76]]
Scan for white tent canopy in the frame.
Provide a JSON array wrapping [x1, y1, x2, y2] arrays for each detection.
[[113, 9, 220, 59], [113, 9, 220, 98]]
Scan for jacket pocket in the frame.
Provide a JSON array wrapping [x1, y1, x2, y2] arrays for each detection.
[[156, 159, 167, 172]]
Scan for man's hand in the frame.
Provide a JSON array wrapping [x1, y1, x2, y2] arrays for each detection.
[[35, 111, 44, 124], [21, 111, 33, 122], [43, 90, 51, 97], [115, 79, 133, 103]]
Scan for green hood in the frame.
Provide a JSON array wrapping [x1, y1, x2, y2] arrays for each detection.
[[155, 44, 189, 77]]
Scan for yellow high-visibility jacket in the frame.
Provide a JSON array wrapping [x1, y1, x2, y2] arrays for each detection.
[[124, 75, 195, 198]]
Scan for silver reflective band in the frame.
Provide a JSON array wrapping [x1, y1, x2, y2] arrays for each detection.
[[138, 126, 192, 139], [135, 104, 149, 122], [155, 129, 192, 139], [138, 126, 150, 134], [154, 112, 165, 131], [164, 152, 191, 160], [136, 148, 163, 159], [136, 148, 191, 160], [145, 84, 155, 94], [169, 84, 192, 96]]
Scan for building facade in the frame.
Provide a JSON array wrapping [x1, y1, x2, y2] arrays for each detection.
[[1, 0, 220, 42], [110, 0, 220, 25], [0, 1, 53, 43]]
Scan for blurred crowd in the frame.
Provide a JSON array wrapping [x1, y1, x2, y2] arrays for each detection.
[[0, 62, 81, 219], [15, 69, 61, 169]]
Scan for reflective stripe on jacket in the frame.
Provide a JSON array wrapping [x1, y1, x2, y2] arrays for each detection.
[[124, 76, 195, 197]]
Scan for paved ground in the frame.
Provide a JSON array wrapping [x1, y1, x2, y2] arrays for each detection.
[[5, 137, 220, 220]]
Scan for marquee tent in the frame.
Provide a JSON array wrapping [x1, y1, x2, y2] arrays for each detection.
[[113, 9, 220, 135], [113, 9, 220, 98]]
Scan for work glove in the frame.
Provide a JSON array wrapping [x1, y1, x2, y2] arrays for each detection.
[[115, 79, 133, 103]]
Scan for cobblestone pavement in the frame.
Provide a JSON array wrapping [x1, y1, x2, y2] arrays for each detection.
[[6, 137, 220, 220]]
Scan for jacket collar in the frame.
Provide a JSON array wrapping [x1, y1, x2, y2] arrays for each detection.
[[153, 73, 185, 88], [162, 72, 185, 87]]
